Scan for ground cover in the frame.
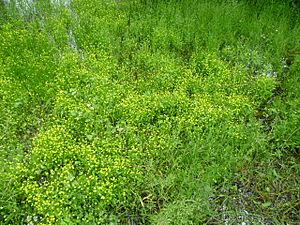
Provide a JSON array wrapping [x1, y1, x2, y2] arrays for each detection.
[[0, 0, 299, 224]]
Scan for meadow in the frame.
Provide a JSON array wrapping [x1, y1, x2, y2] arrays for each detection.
[[0, 0, 299, 224]]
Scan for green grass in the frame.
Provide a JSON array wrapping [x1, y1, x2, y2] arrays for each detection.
[[0, 0, 299, 224]]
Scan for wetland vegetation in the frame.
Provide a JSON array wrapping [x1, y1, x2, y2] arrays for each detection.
[[0, 0, 299, 224]]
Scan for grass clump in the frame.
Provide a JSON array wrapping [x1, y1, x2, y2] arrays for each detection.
[[0, 0, 299, 224]]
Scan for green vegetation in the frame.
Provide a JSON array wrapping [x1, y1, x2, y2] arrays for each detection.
[[0, 0, 299, 224]]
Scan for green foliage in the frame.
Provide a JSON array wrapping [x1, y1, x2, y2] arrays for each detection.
[[14, 125, 143, 224], [270, 56, 300, 153], [0, 0, 299, 224]]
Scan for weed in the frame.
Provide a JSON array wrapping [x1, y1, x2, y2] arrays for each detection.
[[0, 0, 299, 224]]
